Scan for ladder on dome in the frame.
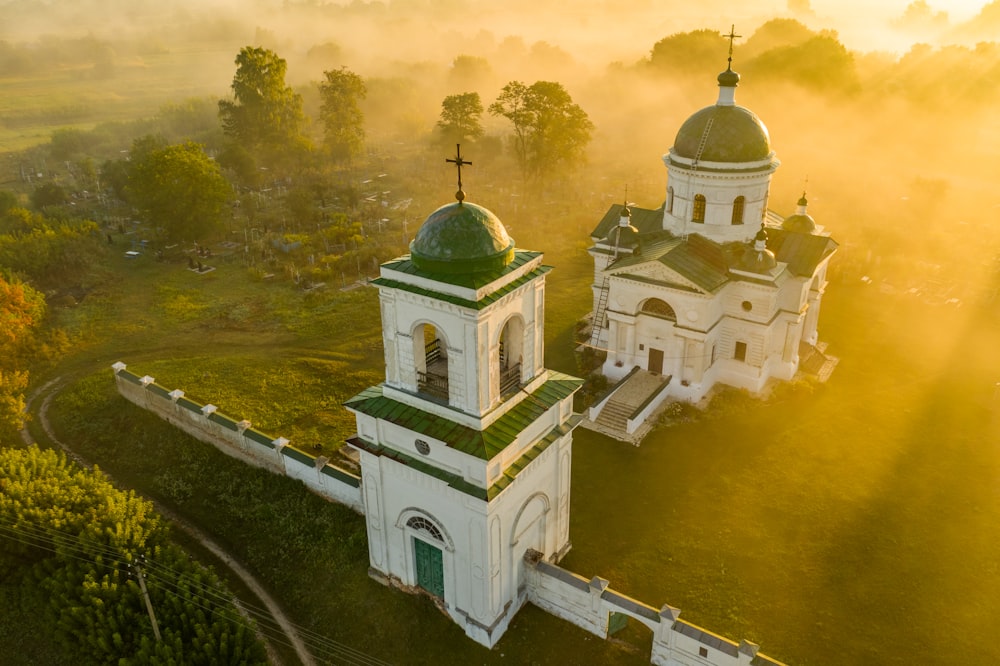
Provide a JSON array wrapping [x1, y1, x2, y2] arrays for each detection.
[[691, 116, 715, 169], [588, 249, 618, 349]]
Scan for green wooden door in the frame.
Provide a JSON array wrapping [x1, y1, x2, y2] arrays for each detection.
[[608, 611, 628, 636], [414, 538, 444, 598]]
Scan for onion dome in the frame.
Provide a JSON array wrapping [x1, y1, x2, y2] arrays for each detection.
[[717, 66, 740, 88], [410, 201, 515, 274], [739, 224, 777, 272], [612, 201, 641, 251], [781, 192, 817, 233], [671, 65, 772, 164]]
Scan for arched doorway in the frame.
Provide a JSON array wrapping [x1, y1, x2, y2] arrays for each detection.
[[408, 516, 446, 597]]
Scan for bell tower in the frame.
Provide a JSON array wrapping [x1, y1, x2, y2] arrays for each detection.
[[345, 147, 583, 647]]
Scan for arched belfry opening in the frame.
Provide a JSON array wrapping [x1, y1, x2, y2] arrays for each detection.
[[415, 322, 449, 400], [498, 316, 525, 397]]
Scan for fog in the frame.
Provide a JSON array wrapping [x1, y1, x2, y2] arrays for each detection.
[[3, 0, 998, 296], [4, 1, 1000, 664]]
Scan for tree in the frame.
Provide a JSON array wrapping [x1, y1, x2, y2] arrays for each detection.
[[30, 182, 67, 210], [128, 141, 230, 242], [218, 46, 305, 152], [0, 271, 44, 350], [446, 55, 493, 92], [745, 33, 858, 93], [318, 66, 367, 162], [436, 92, 484, 146], [0, 273, 44, 435], [647, 29, 730, 77], [0, 446, 268, 665], [489, 80, 594, 182]]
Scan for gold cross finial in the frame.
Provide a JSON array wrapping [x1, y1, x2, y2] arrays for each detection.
[[724, 25, 742, 68], [446, 144, 472, 203]]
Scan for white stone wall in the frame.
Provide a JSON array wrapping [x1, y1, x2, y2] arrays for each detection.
[[113, 367, 363, 513], [525, 555, 787, 666]]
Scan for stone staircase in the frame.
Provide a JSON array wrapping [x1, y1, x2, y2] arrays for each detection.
[[593, 399, 632, 434], [583, 370, 670, 444]]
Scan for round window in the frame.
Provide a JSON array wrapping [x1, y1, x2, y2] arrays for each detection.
[[741, 300, 753, 312], [415, 439, 430, 455]]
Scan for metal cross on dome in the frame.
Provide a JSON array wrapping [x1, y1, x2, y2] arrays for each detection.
[[446, 144, 472, 203], [724, 24, 742, 67]]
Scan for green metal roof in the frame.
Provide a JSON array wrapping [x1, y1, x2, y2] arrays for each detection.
[[381, 249, 543, 290], [348, 417, 580, 501], [591, 204, 663, 240], [343, 371, 583, 461], [592, 203, 837, 291], [608, 231, 731, 293], [766, 227, 838, 277], [410, 201, 515, 274], [372, 263, 551, 311]]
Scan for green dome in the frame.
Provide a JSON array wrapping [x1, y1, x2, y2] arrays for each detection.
[[673, 105, 772, 163], [410, 201, 515, 274], [782, 213, 816, 233]]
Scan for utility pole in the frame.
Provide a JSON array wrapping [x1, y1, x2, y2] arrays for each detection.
[[132, 559, 162, 642]]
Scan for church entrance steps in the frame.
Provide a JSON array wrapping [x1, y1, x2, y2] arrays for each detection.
[[798, 341, 839, 383], [581, 369, 670, 444]]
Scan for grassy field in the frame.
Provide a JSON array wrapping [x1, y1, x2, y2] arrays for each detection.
[[19, 219, 1000, 665], [0, 46, 232, 154]]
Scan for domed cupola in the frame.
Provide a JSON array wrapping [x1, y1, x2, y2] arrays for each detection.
[[670, 65, 772, 165], [610, 197, 641, 255], [781, 192, 817, 233], [410, 146, 515, 274], [739, 223, 777, 273], [410, 201, 515, 274], [661, 28, 780, 244]]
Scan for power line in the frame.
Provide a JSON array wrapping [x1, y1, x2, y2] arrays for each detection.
[[0, 521, 393, 666]]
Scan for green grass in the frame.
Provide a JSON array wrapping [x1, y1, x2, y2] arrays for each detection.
[[43, 371, 648, 666], [13, 200, 1000, 664], [564, 281, 1000, 665], [0, 48, 230, 153]]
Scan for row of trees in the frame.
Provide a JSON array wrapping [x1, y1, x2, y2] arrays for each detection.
[[0, 445, 268, 664], [86, 46, 595, 244], [218, 46, 593, 185]]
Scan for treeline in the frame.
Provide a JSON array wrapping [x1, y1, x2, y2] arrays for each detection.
[[0, 35, 116, 78], [0, 445, 268, 664]]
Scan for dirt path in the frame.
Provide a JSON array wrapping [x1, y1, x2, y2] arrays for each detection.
[[21, 377, 316, 666]]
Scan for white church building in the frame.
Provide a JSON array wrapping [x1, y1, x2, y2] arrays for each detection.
[[114, 149, 790, 664], [344, 166, 582, 647], [588, 58, 838, 405]]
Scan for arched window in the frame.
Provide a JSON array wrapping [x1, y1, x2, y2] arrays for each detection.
[[667, 186, 674, 214], [407, 516, 444, 542], [761, 190, 769, 221], [731, 196, 745, 225], [640, 298, 676, 321], [692, 194, 706, 223]]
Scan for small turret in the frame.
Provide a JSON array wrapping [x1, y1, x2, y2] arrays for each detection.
[[782, 192, 817, 233], [740, 223, 777, 272]]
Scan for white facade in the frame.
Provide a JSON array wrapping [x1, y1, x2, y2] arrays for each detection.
[[347, 233, 581, 647], [589, 66, 837, 403]]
